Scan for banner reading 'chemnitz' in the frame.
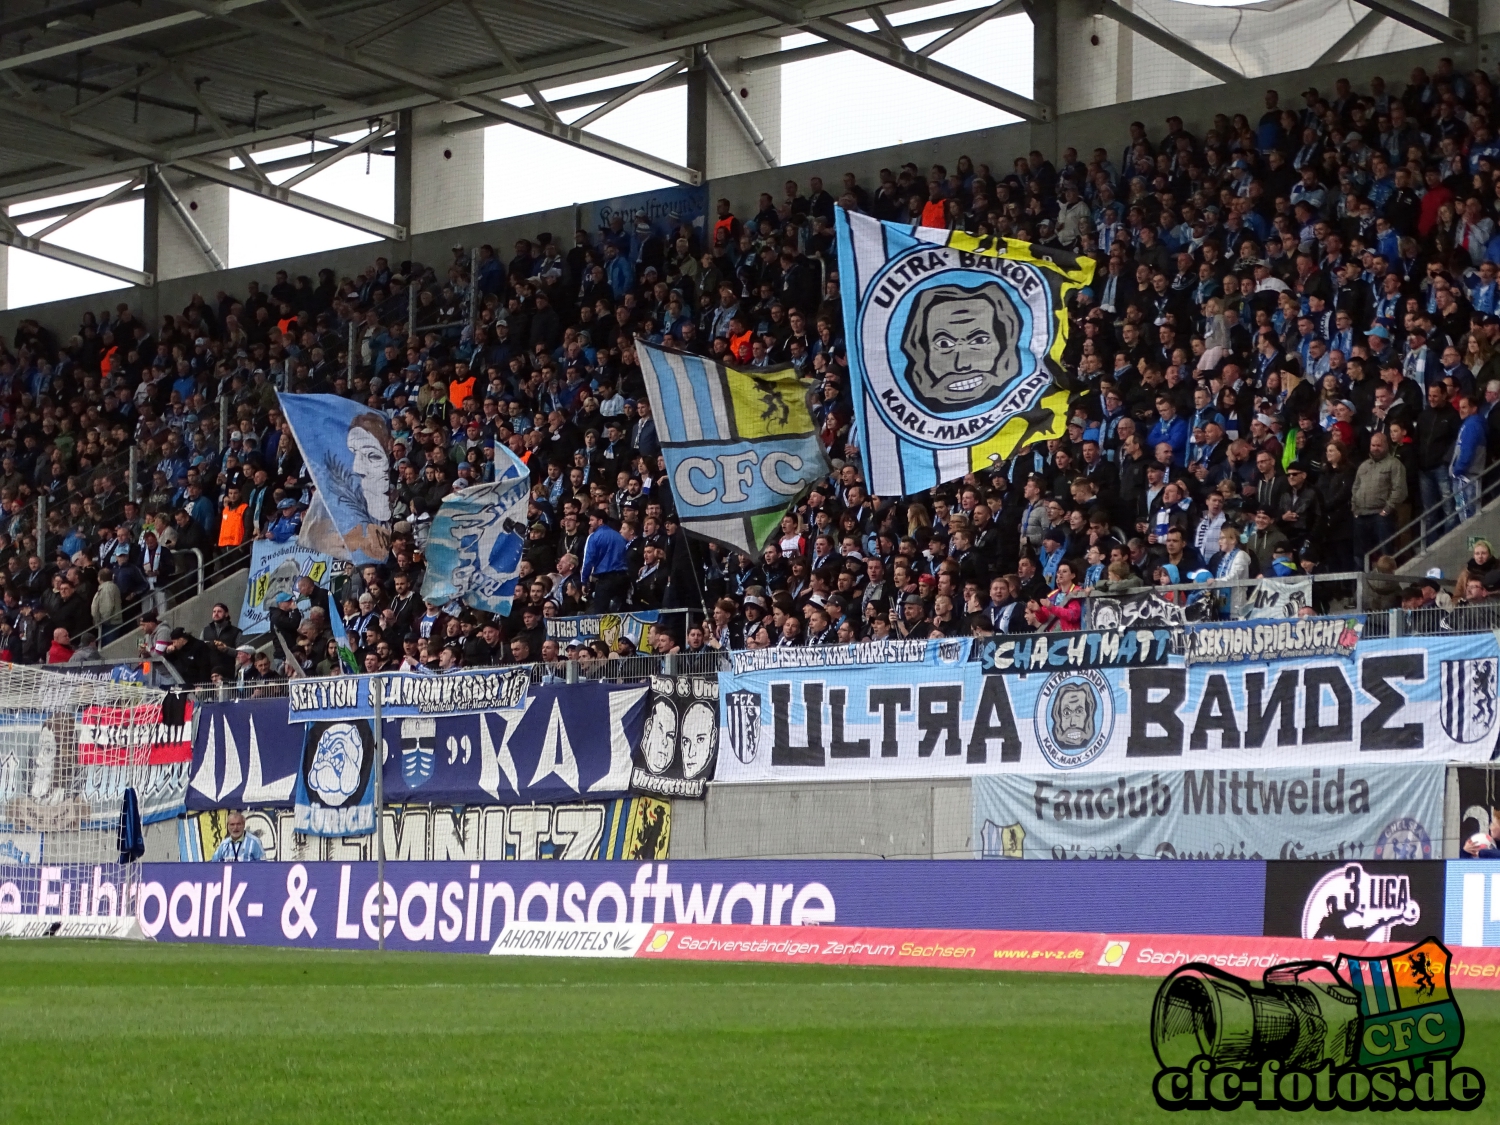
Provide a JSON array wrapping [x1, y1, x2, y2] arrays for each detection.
[[715, 634, 1500, 783]]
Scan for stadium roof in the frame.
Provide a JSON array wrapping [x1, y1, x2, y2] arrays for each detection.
[[0, 0, 1472, 285], [0, 0, 1045, 207]]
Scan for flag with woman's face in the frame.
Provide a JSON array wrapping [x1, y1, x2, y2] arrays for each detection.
[[278, 394, 393, 565]]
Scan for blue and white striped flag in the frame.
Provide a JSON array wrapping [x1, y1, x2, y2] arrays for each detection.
[[421, 445, 531, 614], [834, 207, 1091, 496], [638, 341, 829, 553]]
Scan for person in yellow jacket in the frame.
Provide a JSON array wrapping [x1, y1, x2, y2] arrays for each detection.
[[218, 486, 250, 549]]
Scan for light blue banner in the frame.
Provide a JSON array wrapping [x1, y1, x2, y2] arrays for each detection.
[[280, 393, 393, 566], [716, 633, 1500, 783], [728, 637, 971, 675], [421, 445, 529, 614], [239, 539, 335, 631], [973, 762, 1445, 861], [287, 669, 532, 723]]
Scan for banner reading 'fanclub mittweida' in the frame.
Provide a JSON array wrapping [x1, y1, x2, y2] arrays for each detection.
[[835, 208, 1092, 494], [715, 634, 1500, 782], [973, 762, 1446, 862]]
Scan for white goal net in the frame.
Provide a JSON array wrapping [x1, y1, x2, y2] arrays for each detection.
[[0, 664, 188, 938]]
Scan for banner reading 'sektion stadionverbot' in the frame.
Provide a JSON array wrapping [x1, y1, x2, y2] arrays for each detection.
[[715, 634, 1500, 783], [835, 207, 1091, 495]]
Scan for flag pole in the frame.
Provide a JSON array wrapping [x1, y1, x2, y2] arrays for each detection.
[[372, 672, 384, 952]]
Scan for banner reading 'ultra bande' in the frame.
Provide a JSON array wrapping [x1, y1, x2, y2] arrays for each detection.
[[715, 633, 1500, 783]]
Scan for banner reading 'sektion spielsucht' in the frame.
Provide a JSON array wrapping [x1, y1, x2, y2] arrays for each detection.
[[835, 207, 1091, 495], [972, 761, 1446, 862], [715, 633, 1500, 783]]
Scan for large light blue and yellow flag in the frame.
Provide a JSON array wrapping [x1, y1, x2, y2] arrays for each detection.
[[835, 207, 1092, 496], [638, 341, 829, 553]]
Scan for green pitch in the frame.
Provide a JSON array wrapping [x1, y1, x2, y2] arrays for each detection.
[[3, 942, 1500, 1123]]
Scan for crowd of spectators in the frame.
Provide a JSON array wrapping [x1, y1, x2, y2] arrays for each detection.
[[6, 53, 1500, 680]]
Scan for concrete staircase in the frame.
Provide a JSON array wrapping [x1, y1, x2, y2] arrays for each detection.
[[101, 566, 251, 661], [1395, 494, 1500, 581]]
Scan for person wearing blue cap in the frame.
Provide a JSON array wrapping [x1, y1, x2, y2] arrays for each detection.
[[266, 497, 303, 543]]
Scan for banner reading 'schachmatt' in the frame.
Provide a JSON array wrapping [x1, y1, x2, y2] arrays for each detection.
[[835, 207, 1092, 494], [637, 340, 828, 553], [278, 393, 393, 565]]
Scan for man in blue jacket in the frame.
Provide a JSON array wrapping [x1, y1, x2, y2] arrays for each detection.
[[1452, 393, 1489, 523], [1148, 395, 1190, 467], [580, 508, 630, 612]]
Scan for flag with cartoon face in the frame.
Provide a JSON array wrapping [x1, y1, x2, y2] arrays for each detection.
[[293, 719, 375, 837], [278, 393, 393, 566], [835, 207, 1091, 495]]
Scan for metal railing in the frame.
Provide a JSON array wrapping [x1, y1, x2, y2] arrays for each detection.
[[1370, 489, 1488, 568], [185, 647, 730, 703], [1065, 572, 1500, 641], [1075, 570, 1371, 627]]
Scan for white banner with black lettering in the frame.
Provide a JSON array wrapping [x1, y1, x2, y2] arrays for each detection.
[[715, 633, 1500, 782]]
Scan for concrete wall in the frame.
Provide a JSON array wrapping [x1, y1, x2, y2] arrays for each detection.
[[669, 779, 972, 860], [704, 34, 783, 178], [145, 164, 230, 282], [709, 36, 1500, 218], [5, 35, 1496, 334], [1398, 492, 1500, 579], [399, 104, 485, 236]]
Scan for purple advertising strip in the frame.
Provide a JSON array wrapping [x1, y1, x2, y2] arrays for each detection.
[[119, 860, 1267, 954]]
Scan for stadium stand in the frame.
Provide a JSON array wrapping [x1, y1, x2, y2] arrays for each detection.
[[3, 52, 1500, 682]]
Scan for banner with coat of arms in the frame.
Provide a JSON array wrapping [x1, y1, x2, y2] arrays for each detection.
[[835, 207, 1091, 495], [714, 633, 1500, 784], [636, 341, 830, 553]]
